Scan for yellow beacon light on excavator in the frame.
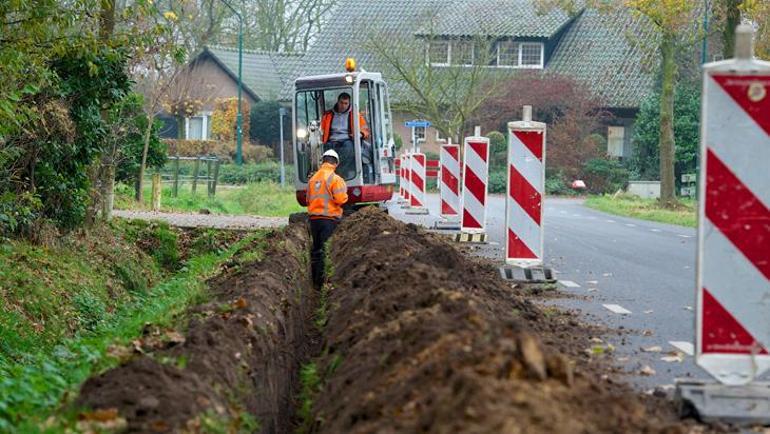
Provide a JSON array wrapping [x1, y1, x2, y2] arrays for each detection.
[[345, 57, 356, 72]]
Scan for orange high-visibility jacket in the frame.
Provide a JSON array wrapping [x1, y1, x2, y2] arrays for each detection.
[[307, 163, 349, 219], [320, 109, 370, 144]]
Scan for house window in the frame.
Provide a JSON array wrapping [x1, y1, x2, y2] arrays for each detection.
[[496, 40, 544, 69], [498, 40, 519, 66], [452, 40, 474, 66], [414, 126, 426, 142], [185, 113, 211, 140], [428, 40, 450, 66], [607, 126, 625, 157], [520, 43, 544, 68]]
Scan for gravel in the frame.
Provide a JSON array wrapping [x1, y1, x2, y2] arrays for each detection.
[[113, 210, 287, 230]]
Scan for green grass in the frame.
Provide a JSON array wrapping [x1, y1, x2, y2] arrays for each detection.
[[0, 228, 268, 432], [0, 222, 163, 361], [584, 194, 697, 227], [115, 181, 304, 217]]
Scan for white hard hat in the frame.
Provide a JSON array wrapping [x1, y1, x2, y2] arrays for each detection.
[[322, 149, 340, 162]]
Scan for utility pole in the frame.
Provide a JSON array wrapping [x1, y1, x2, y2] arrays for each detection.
[[279, 107, 287, 186], [221, 0, 244, 165]]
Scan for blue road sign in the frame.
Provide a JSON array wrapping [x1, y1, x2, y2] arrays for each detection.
[[404, 120, 431, 128]]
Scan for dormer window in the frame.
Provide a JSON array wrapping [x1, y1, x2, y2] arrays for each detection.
[[452, 40, 474, 66], [428, 40, 450, 66], [428, 39, 544, 69], [495, 40, 544, 69]]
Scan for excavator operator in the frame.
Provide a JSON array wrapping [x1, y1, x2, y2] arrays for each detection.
[[307, 149, 349, 288], [320, 93, 370, 180]]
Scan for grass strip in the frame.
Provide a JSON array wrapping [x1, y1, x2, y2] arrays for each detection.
[[584, 194, 697, 227], [0, 231, 267, 433], [115, 181, 304, 217]]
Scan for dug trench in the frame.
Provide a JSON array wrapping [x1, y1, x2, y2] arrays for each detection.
[[76, 223, 317, 433], [74, 209, 707, 433]]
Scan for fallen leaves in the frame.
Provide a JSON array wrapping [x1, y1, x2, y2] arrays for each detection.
[[77, 408, 127, 433]]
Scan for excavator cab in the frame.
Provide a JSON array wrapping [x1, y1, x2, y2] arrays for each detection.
[[293, 59, 397, 206]]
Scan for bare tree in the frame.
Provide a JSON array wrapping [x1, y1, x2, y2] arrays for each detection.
[[363, 11, 502, 143], [214, 0, 336, 53]]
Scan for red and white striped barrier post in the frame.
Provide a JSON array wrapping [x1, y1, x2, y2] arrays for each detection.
[[506, 106, 545, 266], [458, 134, 489, 242], [439, 142, 461, 221], [400, 153, 412, 208], [678, 26, 770, 424], [695, 28, 770, 386], [396, 156, 406, 203], [406, 152, 428, 214]]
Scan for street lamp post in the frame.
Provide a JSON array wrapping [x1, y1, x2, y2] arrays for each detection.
[[279, 107, 287, 186], [221, 0, 243, 165]]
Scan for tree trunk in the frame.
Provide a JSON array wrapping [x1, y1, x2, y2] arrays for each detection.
[[722, 0, 742, 59], [136, 116, 154, 202], [101, 163, 115, 220], [659, 33, 678, 206]]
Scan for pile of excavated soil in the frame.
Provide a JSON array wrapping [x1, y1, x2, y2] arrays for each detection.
[[310, 207, 695, 434], [76, 224, 314, 433]]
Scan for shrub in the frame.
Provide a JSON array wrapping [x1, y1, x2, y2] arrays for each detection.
[[165, 139, 273, 164], [210, 98, 251, 142], [250, 100, 291, 148], [217, 162, 295, 185], [488, 169, 507, 194], [488, 131, 507, 171], [630, 83, 701, 182], [113, 94, 167, 184], [545, 175, 572, 195], [474, 73, 609, 180], [582, 158, 630, 194]]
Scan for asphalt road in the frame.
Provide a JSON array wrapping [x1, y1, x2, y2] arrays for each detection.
[[388, 194, 707, 391]]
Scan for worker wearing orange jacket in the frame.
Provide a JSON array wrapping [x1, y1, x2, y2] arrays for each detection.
[[320, 92, 370, 180], [307, 149, 349, 288]]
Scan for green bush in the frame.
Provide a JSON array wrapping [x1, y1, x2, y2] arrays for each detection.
[[218, 162, 296, 184], [582, 158, 630, 194], [113, 93, 167, 185], [630, 83, 701, 180], [488, 131, 507, 171], [250, 100, 291, 147], [488, 169, 507, 194], [545, 175, 572, 195], [0, 192, 42, 237]]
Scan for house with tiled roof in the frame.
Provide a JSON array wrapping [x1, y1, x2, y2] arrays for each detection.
[[162, 46, 301, 140], [170, 0, 657, 158], [288, 0, 657, 158]]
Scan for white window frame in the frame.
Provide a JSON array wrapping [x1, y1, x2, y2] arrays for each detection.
[[494, 40, 545, 69], [414, 125, 426, 142], [519, 42, 545, 69], [452, 40, 474, 66], [428, 40, 450, 67], [184, 111, 212, 141], [607, 126, 625, 158]]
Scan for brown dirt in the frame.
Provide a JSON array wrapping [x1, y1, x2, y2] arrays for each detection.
[[308, 207, 704, 434], [76, 224, 315, 433]]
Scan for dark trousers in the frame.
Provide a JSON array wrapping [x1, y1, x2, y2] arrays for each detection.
[[324, 139, 356, 180], [310, 218, 339, 288]]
